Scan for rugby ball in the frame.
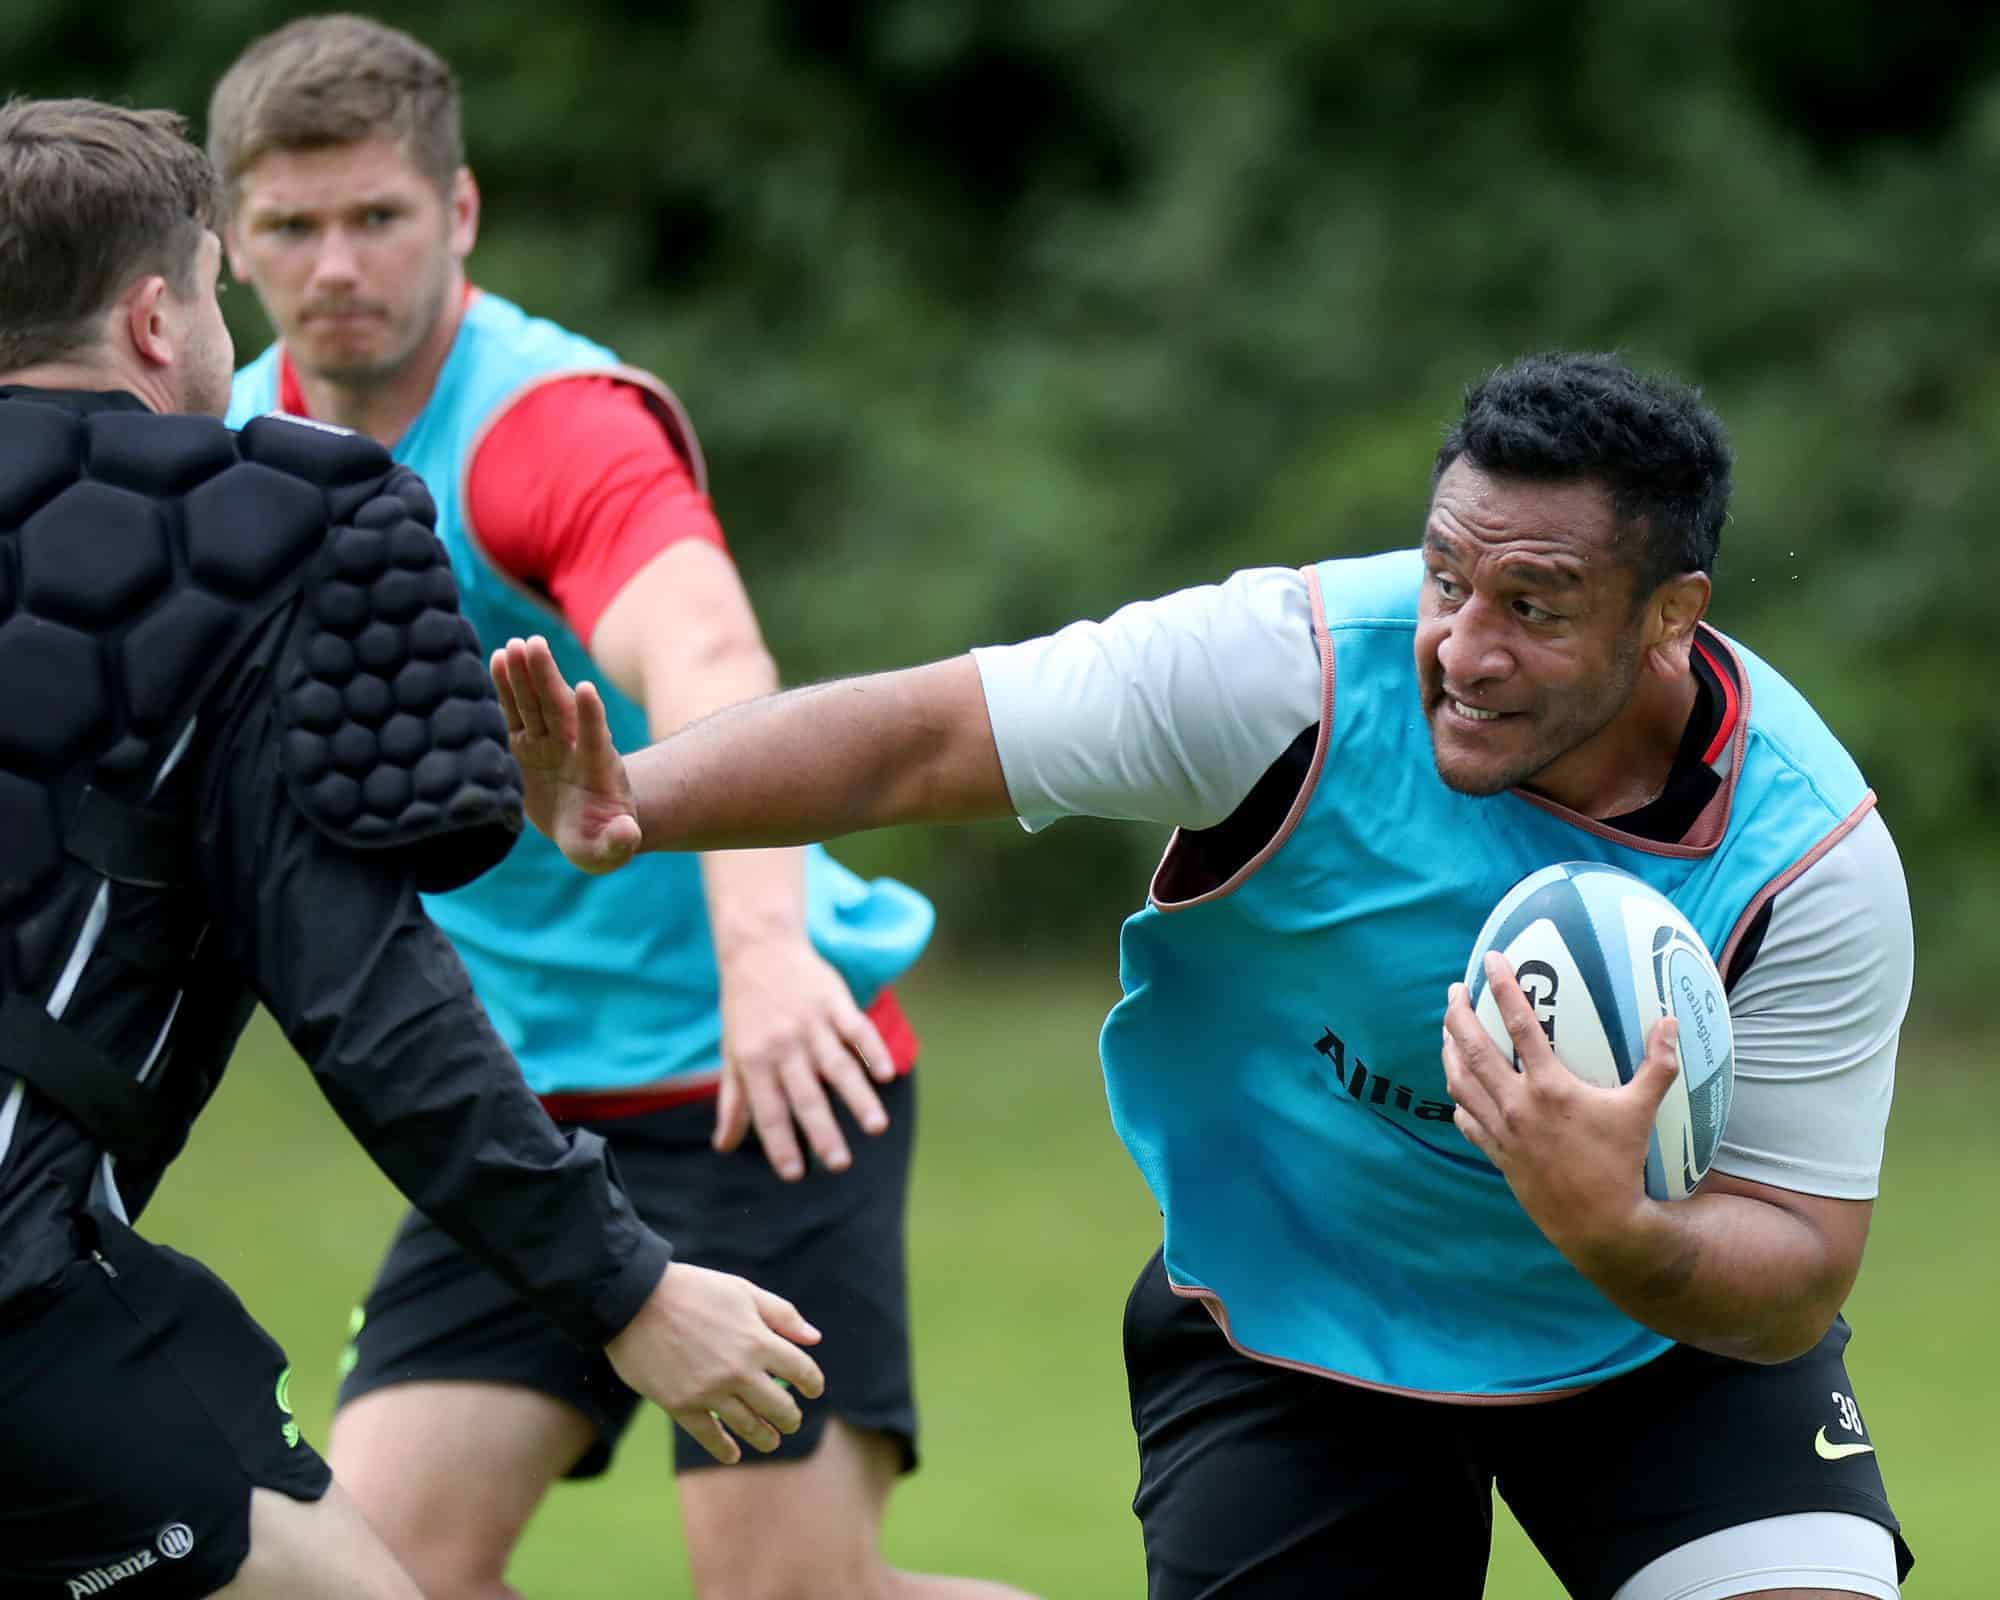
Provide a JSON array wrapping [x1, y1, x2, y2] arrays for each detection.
[[1464, 862, 1733, 1202]]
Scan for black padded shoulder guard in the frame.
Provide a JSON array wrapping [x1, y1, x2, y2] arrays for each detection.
[[0, 400, 516, 1162], [261, 423, 522, 893], [0, 402, 352, 948]]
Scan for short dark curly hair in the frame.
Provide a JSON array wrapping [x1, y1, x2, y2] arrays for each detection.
[[1433, 353, 1733, 599]]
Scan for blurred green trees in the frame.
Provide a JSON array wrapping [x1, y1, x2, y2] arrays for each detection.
[[14, 0, 1994, 999]]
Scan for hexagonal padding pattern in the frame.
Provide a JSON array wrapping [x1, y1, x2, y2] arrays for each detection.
[[353, 620, 410, 676], [362, 765, 412, 817], [183, 463, 328, 597], [237, 413, 394, 489], [20, 482, 171, 626], [390, 517, 442, 570], [0, 770, 59, 911], [408, 609, 465, 662], [378, 713, 428, 765], [0, 402, 84, 529], [330, 523, 389, 585], [0, 614, 109, 769], [312, 579, 370, 633], [279, 489, 519, 885], [343, 673, 395, 728], [120, 588, 241, 734], [368, 567, 427, 623], [391, 659, 447, 717], [304, 631, 357, 686], [85, 412, 239, 497]]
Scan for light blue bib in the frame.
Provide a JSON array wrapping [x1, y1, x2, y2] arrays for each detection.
[[1101, 548, 1871, 1395], [232, 294, 933, 1093]]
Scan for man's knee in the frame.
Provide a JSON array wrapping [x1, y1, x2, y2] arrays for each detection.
[[684, 1473, 894, 1600], [682, 1420, 902, 1600], [379, 1530, 517, 1600], [322, 1484, 509, 1600]]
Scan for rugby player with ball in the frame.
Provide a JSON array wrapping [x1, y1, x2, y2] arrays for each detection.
[[495, 353, 1915, 1600]]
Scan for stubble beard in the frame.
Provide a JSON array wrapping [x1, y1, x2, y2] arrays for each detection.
[[178, 330, 234, 421], [298, 259, 454, 390], [1424, 636, 1645, 800], [303, 319, 423, 388]]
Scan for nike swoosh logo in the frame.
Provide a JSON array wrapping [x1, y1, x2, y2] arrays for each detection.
[[1814, 1427, 1875, 1460]]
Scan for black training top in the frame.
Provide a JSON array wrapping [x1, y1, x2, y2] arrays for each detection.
[[0, 387, 671, 1345]]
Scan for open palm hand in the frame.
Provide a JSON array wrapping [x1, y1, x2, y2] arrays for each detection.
[[489, 635, 643, 874]]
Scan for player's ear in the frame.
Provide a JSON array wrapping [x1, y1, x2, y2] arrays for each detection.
[[449, 166, 480, 260], [122, 273, 175, 369], [221, 217, 252, 285], [1645, 571, 1710, 676]]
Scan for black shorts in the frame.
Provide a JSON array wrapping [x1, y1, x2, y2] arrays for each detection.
[[0, 1214, 331, 1599], [339, 1071, 917, 1478], [1124, 1248, 1913, 1600]]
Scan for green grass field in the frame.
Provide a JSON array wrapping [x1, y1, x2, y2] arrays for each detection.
[[148, 962, 1988, 1597]]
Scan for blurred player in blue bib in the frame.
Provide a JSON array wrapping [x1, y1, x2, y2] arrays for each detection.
[[213, 16, 1033, 1600]]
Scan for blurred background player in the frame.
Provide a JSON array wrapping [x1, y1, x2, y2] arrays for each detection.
[[0, 94, 820, 1600], [210, 16, 1032, 1600], [491, 352, 1915, 1600]]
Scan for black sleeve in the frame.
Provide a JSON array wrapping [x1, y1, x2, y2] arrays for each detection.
[[194, 611, 672, 1349]]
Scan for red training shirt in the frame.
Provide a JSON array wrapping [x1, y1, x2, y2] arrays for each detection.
[[273, 309, 919, 1110]]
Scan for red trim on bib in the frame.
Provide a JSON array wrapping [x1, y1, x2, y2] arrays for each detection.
[[1695, 638, 1740, 766]]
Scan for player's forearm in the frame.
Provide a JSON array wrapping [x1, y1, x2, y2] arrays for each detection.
[[624, 657, 1016, 851], [1557, 1187, 1864, 1363], [274, 909, 673, 1348], [700, 846, 809, 955], [638, 634, 812, 949]]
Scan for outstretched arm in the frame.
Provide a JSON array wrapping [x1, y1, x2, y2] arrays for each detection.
[[629, 655, 1015, 846], [496, 565, 1331, 866], [492, 634, 1015, 866]]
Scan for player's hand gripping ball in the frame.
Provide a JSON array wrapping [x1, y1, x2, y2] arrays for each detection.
[[1464, 862, 1734, 1202]]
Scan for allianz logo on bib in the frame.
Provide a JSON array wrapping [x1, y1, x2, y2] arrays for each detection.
[[1312, 1026, 1456, 1123], [67, 1524, 194, 1597]]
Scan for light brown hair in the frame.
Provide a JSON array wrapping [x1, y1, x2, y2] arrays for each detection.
[[207, 13, 463, 204], [0, 97, 219, 371]]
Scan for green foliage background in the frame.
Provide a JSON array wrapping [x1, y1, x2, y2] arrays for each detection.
[[11, 0, 1997, 997], [10, 5, 1997, 1593]]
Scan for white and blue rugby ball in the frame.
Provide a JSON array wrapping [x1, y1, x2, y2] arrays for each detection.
[[1464, 862, 1734, 1202]]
